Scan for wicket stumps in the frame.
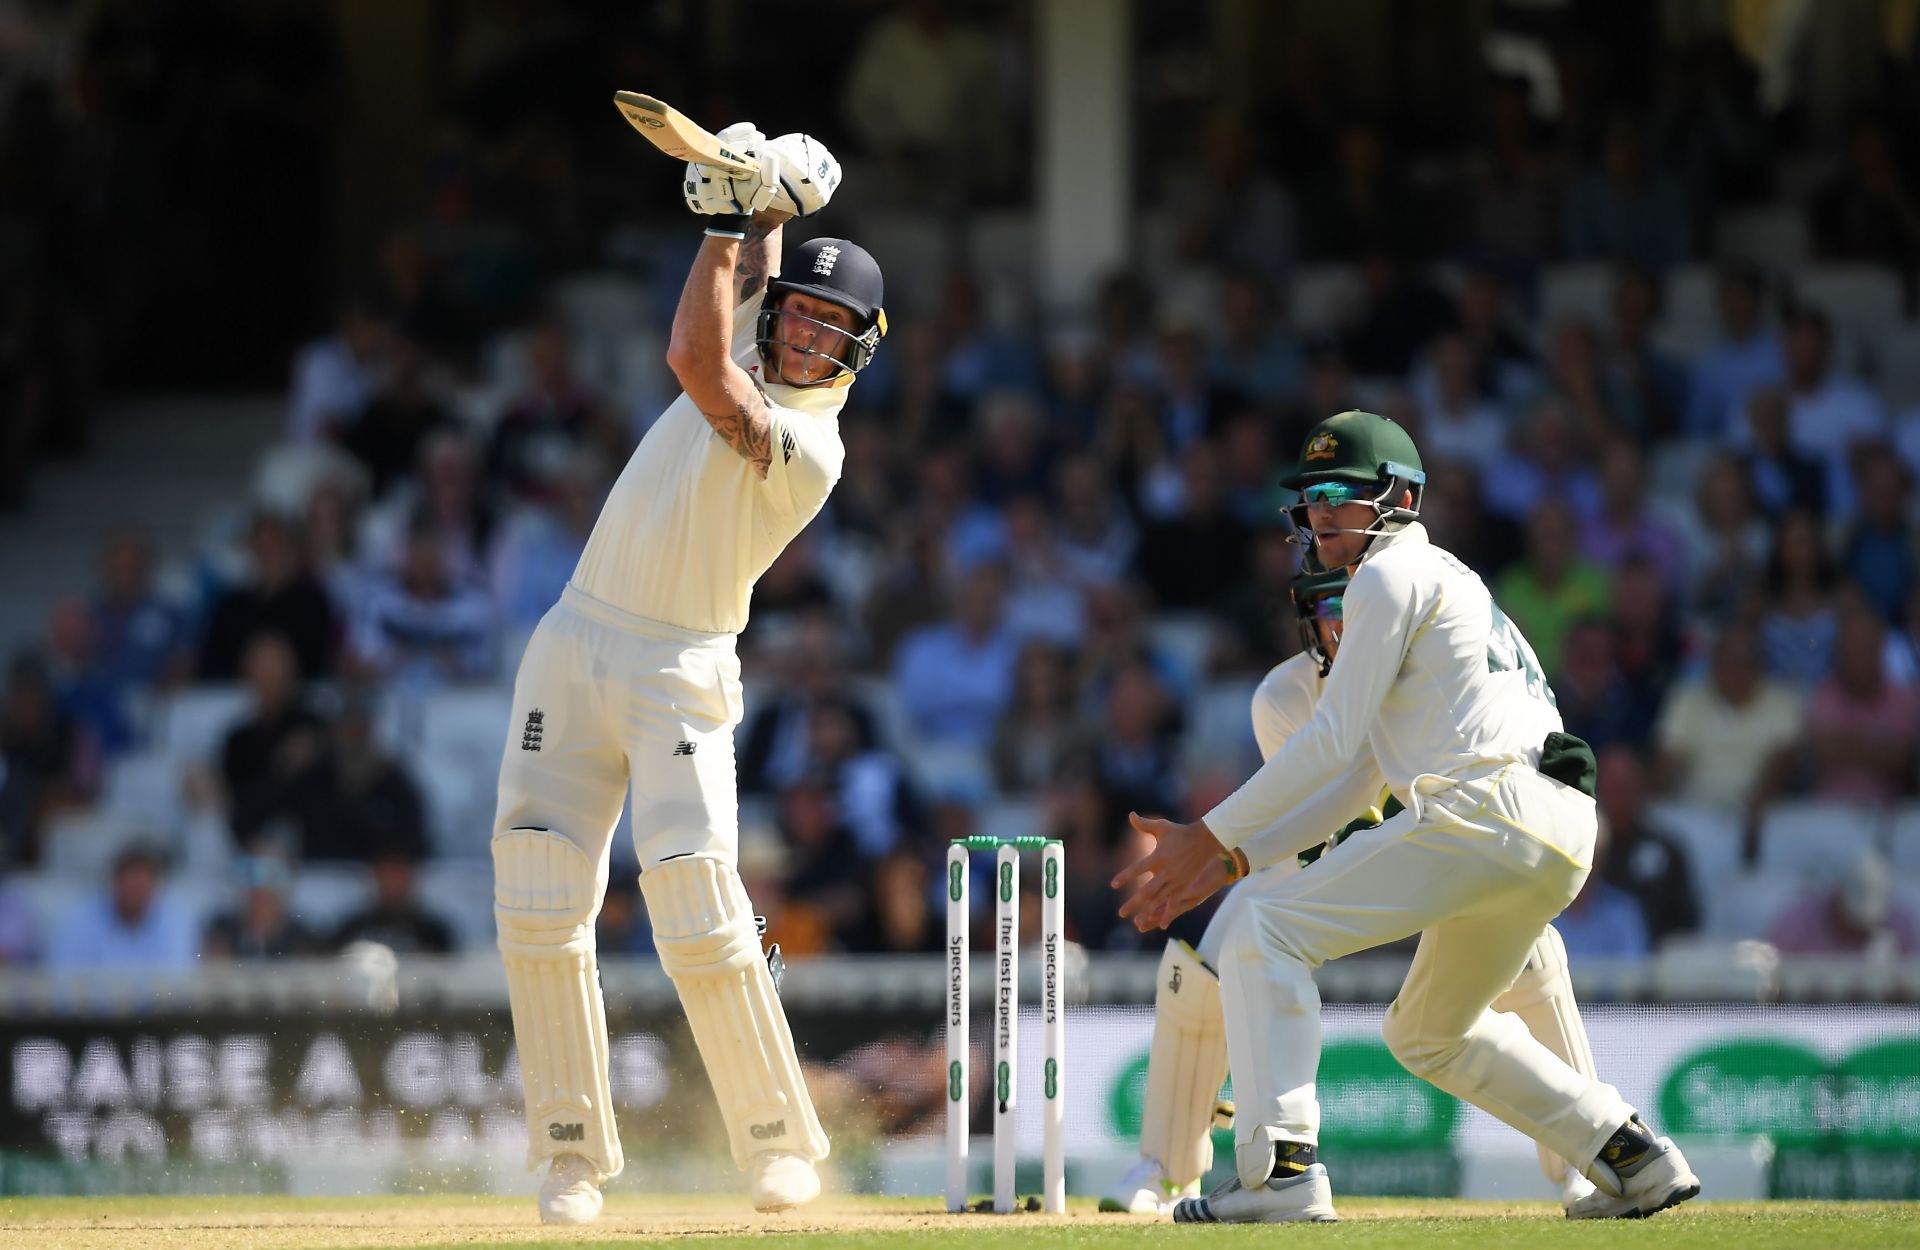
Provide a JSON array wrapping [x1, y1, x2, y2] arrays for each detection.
[[946, 835, 1065, 1215]]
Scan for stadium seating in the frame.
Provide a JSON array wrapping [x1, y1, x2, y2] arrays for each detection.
[[1755, 800, 1883, 877]]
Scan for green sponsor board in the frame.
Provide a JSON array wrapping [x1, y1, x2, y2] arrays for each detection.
[[1105, 1039, 1460, 1195], [1658, 1033, 1920, 1199]]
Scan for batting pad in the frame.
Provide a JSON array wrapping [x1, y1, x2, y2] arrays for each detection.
[[1140, 939, 1229, 1188], [640, 855, 828, 1169], [493, 828, 624, 1179], [1493, 925, 1597, 1182]]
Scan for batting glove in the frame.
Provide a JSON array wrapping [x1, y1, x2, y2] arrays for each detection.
[[763, 133, 841, 217]]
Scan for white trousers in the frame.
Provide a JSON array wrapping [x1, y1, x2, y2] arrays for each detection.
[[495, 585, 745, 871], [1216, 763, 1634, 1184]]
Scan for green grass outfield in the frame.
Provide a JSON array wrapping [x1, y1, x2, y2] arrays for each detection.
[[2, 1194, 1918, 1250]]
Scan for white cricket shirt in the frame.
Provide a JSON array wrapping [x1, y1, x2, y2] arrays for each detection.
[[1207, 523, 1563, 851], [1238, 652, 1391, 871], [571, 293, 848, 635]]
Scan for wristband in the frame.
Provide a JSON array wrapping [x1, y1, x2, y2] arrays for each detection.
[[703, 213, 750, 239], [1218, 847, 1248, 882]]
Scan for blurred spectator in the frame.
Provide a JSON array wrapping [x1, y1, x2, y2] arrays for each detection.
[[1679, 454, 1769, 623], [1494, 500, 1612, 680], [1418, 459, 1522, 577], [1217, 411, 1288, 527], [822, 415, 902, 547], [1460, 76, 1560, 269], [1410, 331, 1508, 467], [927, 272, 1041, 419], [1168, 114, 1300, 286], [1216, 526, 1306, 676], [1135, 441, 1252, 612], [1482, 399, 1601, 524], [91, 525, 193, 694], [1781, 306, 1887, 515], [1554, 619, 1652, 754], [0, 652, 93, 868], [1841, 454, 1916, 623], [595, 876, 653, 956], [810, 697, 921, 859], [1601, 266, 1686, 440], [349, 519, 497, 690], [1278, 338, 1360, 458], [484, 325, 618, 505], [741, 620, 873, 795], [971, 390, 1054, 507], [1757, 509, 1841, 686], [281, 692, 429, 863], [990, 641, 1083, 795], [1549, 827, 1652, 962], [998, 495, 1085, 647], [1053, 454, 1137, 588], [864, 521, 951, 668], [1581, 441, 1686, 587], [203, 855, 320, 959], [1654, 624, 1803, 815], [1044, 767, 1128, 949], [1594, 747, 1700, 945], [737, 823, 829, 959], [0, 876, 36, 965], [288, 300, 387, 445], [1088, 660, 1183, 824], [221, 633, 328, 851], [1811, 116, 1920, 274], [1608, 557, 1682, 714], [343, 337, 455, 498], [841, 0, 1001, 205], [1092, 273, 1160, 390], [1545, 319, 1613, 449], [44, 596, 133, 756], [47, 844, 198, 971], [332, 853, 454, 955], [1454, 267, 1540, 407], [1208, 273, 1304, 399], [1151, 311, 1243, 462], [1302, 123, 1415, 262], [488, 450, 604, 636], [1563, 112, 1692, 271], [892, 562, 1019, 750], [198, 510, 339, 681], [1687, 264, 1785, 440], [306, 476, 372, 625], [1342, 248, 1455, 378], [775, 772, 870, 948], [1804, 607, 1919, 805], [1770, 848, 1917, 957], [367, 430, 496, 582], [1739, 387, 1826, 519], [851, 850, 942, 954]]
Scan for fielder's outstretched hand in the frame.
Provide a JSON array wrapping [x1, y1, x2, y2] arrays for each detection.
[[1112, 811, 1235, 932]]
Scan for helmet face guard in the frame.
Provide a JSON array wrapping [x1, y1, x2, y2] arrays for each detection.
[[1284, 460, 1427, 560], [1290, 568, 1351, 677], [755, 298, 886, 387]]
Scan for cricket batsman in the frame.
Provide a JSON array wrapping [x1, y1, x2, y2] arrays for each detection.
[[490, 123, 884, 1223], [1101, 565, 1601, 1216], [1114, 410, 1700, 1222]]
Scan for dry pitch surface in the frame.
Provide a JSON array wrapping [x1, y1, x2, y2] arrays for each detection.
[[3, 1194, 1918, 1250]]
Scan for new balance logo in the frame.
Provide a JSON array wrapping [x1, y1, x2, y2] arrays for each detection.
[[673, 740, 697, 756], [522, 709, 545, 752], [812, 245, 841, 276], [548, 1122, 584, 1141], [750, 1119, 785, 1140]]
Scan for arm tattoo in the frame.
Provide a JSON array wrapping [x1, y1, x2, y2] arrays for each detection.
[[700, 396, 774, 478], [735, 218, 777, 304]]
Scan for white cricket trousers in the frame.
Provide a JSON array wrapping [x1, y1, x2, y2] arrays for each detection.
[[1217, 762, 1635, 1185], [495, 584, 745, 871]]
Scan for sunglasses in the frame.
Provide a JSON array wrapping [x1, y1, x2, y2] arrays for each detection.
[[1298, 481, 1368, 506], [1303, 594, 1345, 623]]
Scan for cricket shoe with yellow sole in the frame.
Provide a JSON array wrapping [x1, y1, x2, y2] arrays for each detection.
[[1568, 1135, 1701, 1219], [1098, 1158, 1200, 1215], [1171, 1164, 1337, 1224]]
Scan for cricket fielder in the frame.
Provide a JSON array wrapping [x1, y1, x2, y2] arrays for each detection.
[[1114, 410, 1699, 1223], [491, 124, 883, 1223], [1101, 567, 1600, 1215]]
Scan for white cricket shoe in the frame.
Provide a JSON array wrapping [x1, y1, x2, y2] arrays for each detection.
[[751, 1150, 821, 1212], [1098, 1157, 1198, 1214], [1171, 1163, 1337, 1224], [538, 1153, 605, 1225], [1568, 1136, 1701, 1219], [1558, 1165, 1598, 1212]]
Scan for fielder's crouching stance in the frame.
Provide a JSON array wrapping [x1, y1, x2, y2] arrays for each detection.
[[1115, 411, 1700, 1223], [492, 122, 882, 1224], [1104, 570, 1600, 1215]]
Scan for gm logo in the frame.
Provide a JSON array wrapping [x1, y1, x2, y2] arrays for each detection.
[[949, 1060, 964, 1102], [1044, 856, 1059, 898], [548, 1122, 584, 1141], [623, 108, 663, 129], [949, 860, 963, 902], [999, 862, 1013, 903], [750, 1119, 786, 1140]]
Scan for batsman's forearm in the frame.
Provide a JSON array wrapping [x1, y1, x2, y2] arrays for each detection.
[[667, 236, 741, 375], [734, 211, 787, 303]]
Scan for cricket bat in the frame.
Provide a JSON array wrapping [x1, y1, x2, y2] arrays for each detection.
[[612, 91, 760, 175]]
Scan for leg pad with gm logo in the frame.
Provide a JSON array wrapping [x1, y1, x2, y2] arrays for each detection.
[[1140, 939, 1229, 1189], [640, 855, 828, 1170]]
